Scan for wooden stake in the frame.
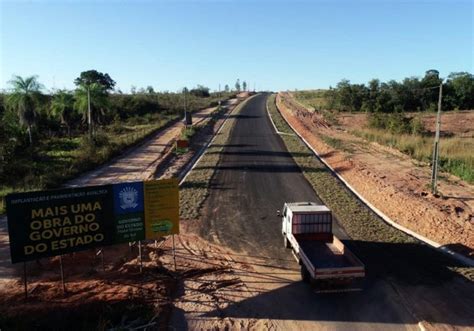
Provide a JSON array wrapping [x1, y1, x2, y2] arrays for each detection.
[[101, 249, 105, 272], [172, 234, 177, 271], [23, 262, 28, 300], [138, 240, 143, 273], [59, 255, 66, 295]]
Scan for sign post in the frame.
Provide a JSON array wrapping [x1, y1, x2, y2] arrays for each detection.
[[101, 249, 105, 272], [172, 234, 177, 271], [138, 240, 143, 273], [23, 262, 28, 299], [96, 249, 105, 272], [59, 255, 66, 295]]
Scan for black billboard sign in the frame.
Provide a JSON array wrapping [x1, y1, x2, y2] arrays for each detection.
[[6, 179, 179, 263]]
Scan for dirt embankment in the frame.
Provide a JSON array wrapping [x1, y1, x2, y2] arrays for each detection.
[[277, 92, 474, 257]]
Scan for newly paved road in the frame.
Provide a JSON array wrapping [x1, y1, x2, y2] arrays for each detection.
[[202, 94, 347, 263], [197, 93, 423, 330]]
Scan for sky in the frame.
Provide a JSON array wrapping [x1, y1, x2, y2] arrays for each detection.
[[0, 0, 472, 93]]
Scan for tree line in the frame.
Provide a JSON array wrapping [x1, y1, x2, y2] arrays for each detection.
[[324, 70, 474, 113], [0, 70, 238, 187], [0, 70, 233, 145]]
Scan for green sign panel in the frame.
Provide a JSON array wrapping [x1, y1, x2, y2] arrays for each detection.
[[6, 179, 179, 263]]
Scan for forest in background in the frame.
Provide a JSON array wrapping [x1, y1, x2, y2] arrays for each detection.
[[292, 70, 473, 183], [0, 70, 239, 211]]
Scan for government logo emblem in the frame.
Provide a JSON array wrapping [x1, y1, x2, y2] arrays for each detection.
[[119, 186, 138, 210]]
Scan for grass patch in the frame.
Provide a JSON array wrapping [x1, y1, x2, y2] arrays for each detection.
[[320, 135, 354, 154], [179, 97, 253, 220], [352, 128, 474, 183], [267, 94, 294, 134], [292, 89, 327, 111], [268, 94, 473, 283]]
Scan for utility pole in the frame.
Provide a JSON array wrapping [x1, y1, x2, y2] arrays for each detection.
[[184, 87, 187, 115], [431, 82, 443, 194], [87, 85, 92, 139], [183, 87, 192, 127]]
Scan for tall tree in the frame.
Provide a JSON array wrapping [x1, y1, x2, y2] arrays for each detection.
[[242, 81, 247, 91], [74, 70, 115, 137], [50, 90, 75, 137], [5, 75, 43, 145], [190, 85, 210, 97], [421, 69, 442, 111], [224, 84, 230, 93], [445, 72, 474, 109], [146, 85, 155, 94], [335, 79, 353, 111], [74, 83, 109, 131], [235, 79, 241, 92], [74, 70, 116, 91]]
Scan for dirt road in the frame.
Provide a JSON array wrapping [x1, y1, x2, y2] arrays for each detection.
[[67, 103, 230, 187]]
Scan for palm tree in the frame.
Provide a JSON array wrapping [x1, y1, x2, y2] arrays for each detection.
[[51, 90, 75, 137], [74, 83, 109, 136], [5, 75, 43, 145]]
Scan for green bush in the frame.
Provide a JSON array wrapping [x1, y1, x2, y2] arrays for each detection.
[[368, 112, 424, 135], [410, 116, 424, 135]]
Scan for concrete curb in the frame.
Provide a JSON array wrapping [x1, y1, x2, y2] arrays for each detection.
[[274, 94, 474, 268], [265, 98, 295, 136]]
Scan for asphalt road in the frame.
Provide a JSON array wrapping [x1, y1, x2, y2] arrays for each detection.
[[199, 94, 419, 330], [202, 94, 323, 262]]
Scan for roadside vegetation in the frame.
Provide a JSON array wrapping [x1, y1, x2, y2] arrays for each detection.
[[295, 70, 474, 113], [353, 128, 473, 183], [267, 94, 473, 282], [0, 71, 236, 213], [290, 70, 474, 183], [292, 89, 327, 111], [179, 97, 253, 220]]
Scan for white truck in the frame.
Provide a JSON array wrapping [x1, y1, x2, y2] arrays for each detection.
[[280, 202, 365, 290]]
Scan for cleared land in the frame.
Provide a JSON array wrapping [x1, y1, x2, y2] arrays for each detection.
[[291, 90, 474, 183], [279, 92, 474, 258]]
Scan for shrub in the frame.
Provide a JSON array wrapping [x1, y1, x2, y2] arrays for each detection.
[[410, 116, 424, 135], [368, 112, 424, 135]]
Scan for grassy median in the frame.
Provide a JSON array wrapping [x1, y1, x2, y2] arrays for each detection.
[[179, 97, 254, 221], [267, 94, 472, 283]]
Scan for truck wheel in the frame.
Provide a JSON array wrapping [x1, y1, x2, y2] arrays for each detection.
[[284, 236, 291, 249], [301, 264, 310, 283]]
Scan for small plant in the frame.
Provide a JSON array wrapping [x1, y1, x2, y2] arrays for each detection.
[[181, 127, 196, 141], [322, 110, 339, 125]]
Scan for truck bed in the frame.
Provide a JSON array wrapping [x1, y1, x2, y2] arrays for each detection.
[[298, 239, 354, 269]]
